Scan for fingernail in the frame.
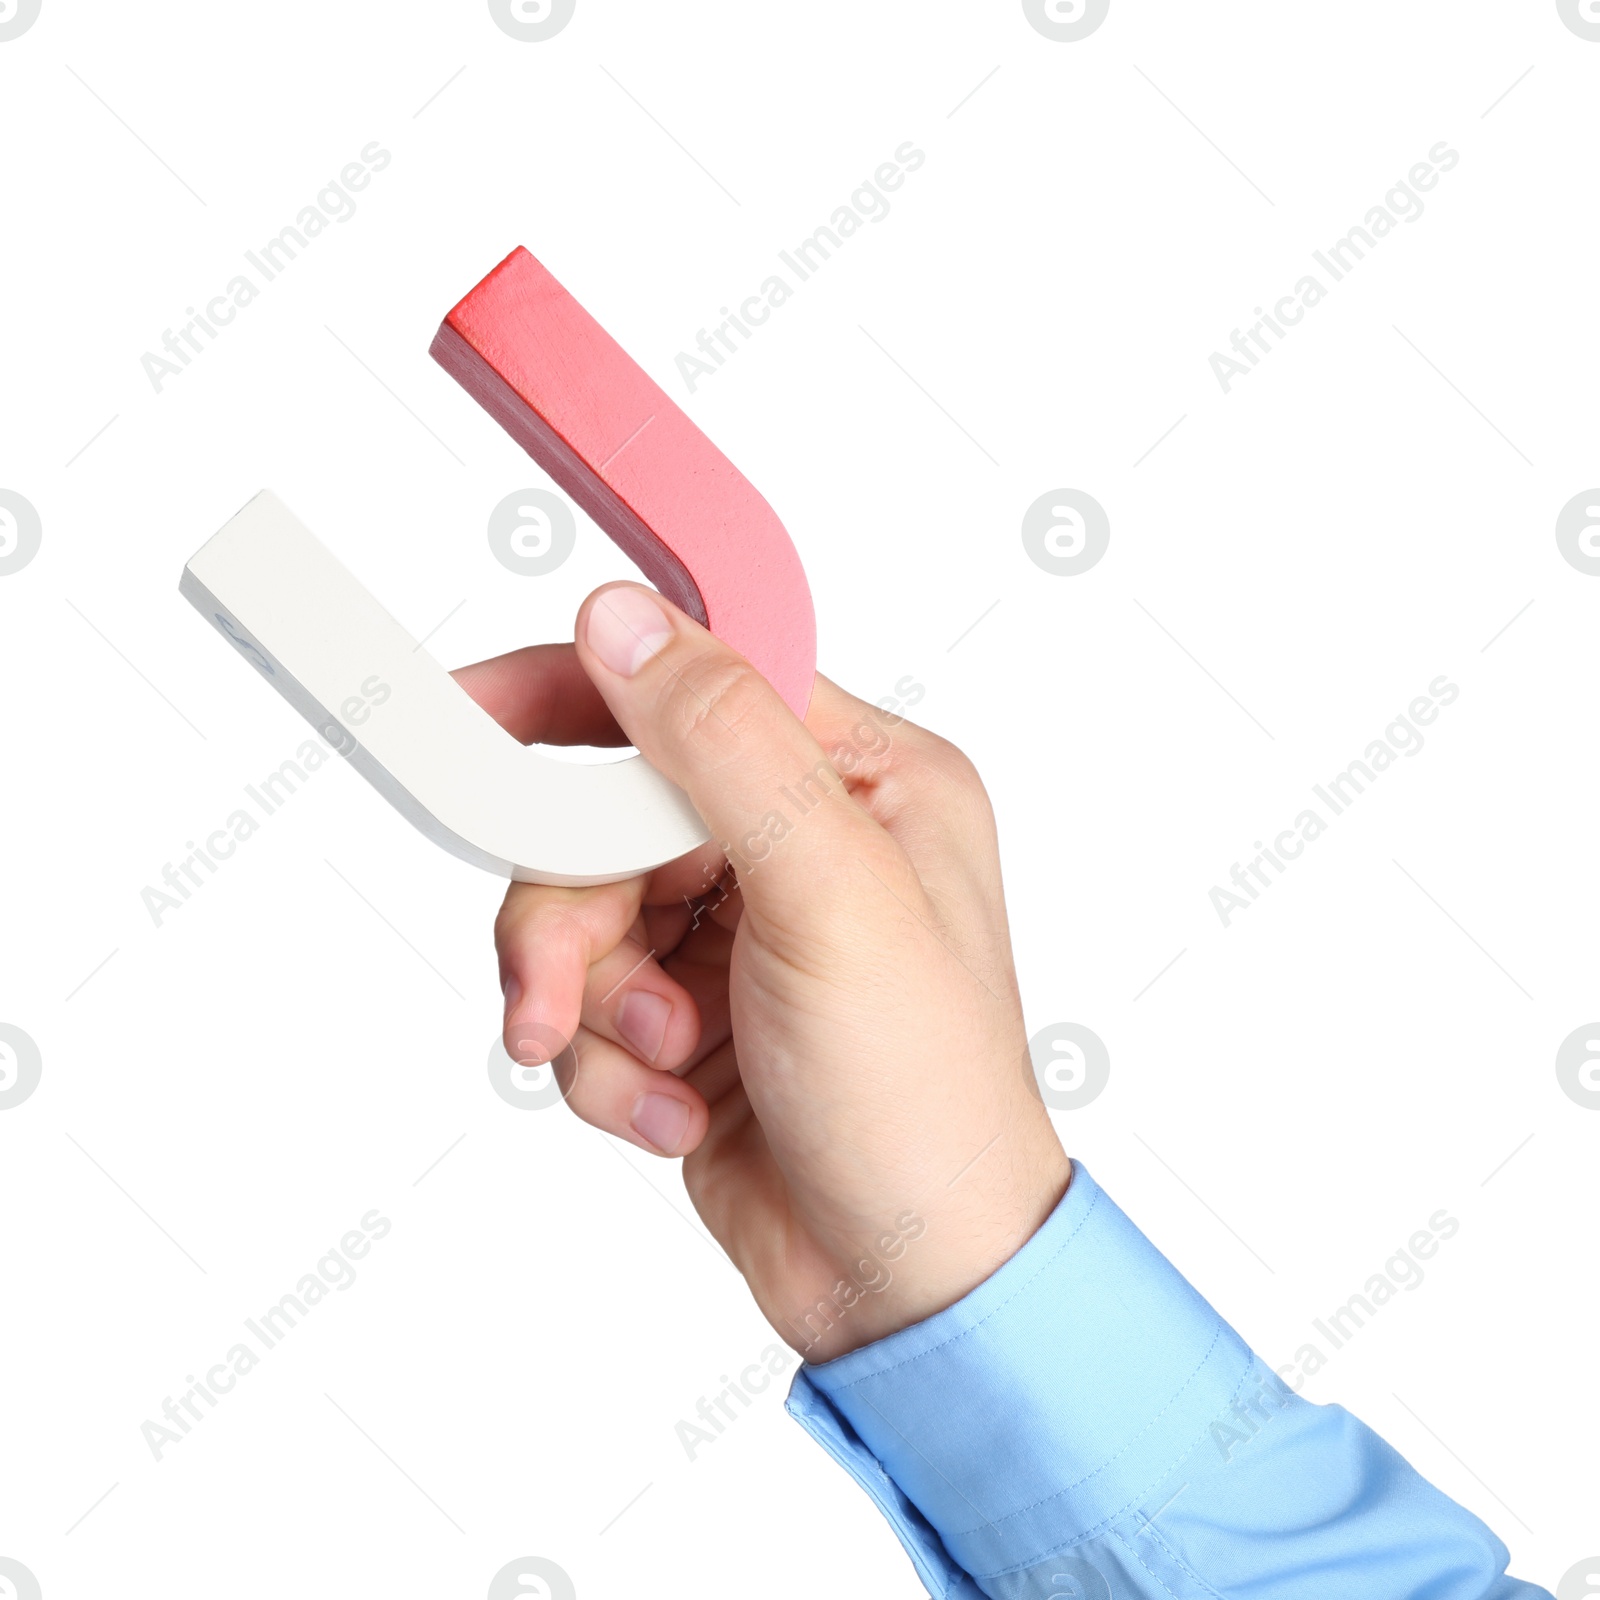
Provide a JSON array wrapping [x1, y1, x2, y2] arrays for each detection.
[[510, 1016, 569, 1068], [587, 587, 672, 677], [631, 1091, 690, 1155], [616, 989, 671, 1063], [502, 973, 522, 1014]]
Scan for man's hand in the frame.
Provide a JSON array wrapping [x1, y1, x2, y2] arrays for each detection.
[[454, 583, 1069, 1362]]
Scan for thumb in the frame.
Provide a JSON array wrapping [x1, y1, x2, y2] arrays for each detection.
[[575, 582, 878, 915]]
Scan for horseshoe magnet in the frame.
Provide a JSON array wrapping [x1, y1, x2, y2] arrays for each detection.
[[180, 247, 817, 887]]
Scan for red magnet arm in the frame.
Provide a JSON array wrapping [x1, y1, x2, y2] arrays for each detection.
[[429, 246, 816, 719]]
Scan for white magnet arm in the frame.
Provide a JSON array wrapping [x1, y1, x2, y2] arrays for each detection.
[[180, 491, 711, 887]]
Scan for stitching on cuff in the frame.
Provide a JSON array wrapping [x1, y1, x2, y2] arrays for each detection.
[[946, 1318, 1228, 1537], [1109, 1525, 1201, 1600], [969, 1350, 1261, 1580], [1128, 1520, 1228, 1600]]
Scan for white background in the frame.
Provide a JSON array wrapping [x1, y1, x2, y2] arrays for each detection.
[[1, 1, 1595, 1596]]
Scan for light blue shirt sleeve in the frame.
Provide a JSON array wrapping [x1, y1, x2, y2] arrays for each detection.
[[786, 1160, 1549, 1600]]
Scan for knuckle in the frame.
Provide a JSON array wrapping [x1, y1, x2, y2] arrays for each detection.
[[662, 649, 770, 750], [493, 895, 526, 950], [494, 888, 547, 947], [924, 732, 988, 799], [495, 890, 575, 961], [914, 736, 999, 848]]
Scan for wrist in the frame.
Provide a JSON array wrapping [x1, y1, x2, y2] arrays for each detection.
[[795, 1135, 1072, 1363]]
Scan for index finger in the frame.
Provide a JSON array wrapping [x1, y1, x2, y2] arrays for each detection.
[[451, 641, 626, 746]]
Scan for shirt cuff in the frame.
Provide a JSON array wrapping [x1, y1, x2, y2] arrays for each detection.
[[784, 1159, 1255, 1596]]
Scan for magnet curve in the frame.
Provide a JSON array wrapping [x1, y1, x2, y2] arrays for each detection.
[[179, 250, 816, 887], [429, 246, 815, 719], [181, 490, 712, 885]]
